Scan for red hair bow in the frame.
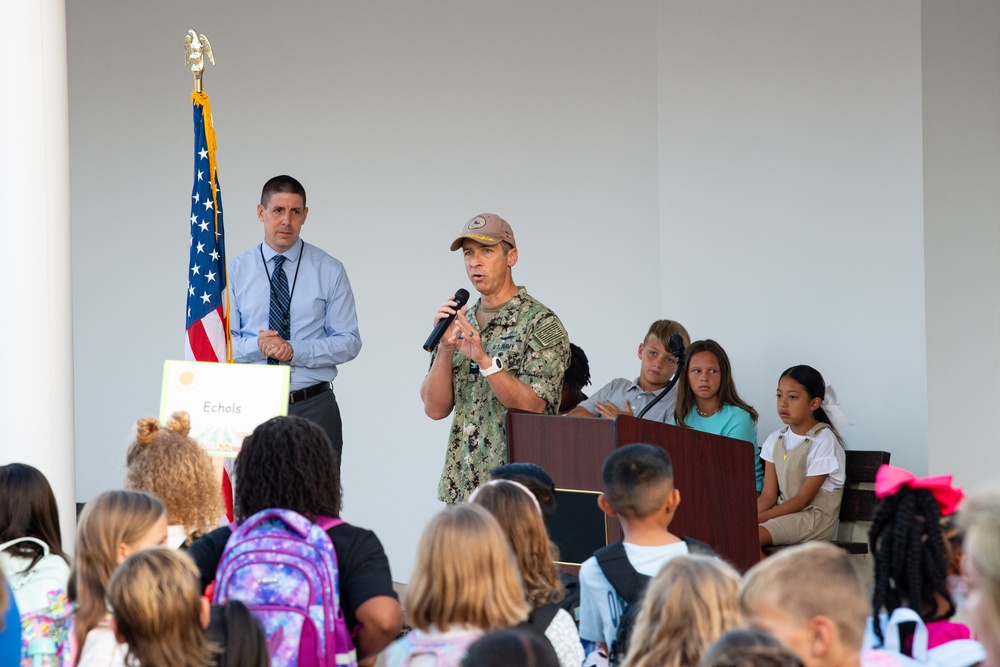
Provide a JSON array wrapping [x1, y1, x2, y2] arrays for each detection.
[[874, 464, 965, 516]]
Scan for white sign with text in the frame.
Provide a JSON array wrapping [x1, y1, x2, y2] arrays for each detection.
[[159, 360, 290, 457]]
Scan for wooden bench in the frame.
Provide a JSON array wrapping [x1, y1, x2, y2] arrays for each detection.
[[764, 449, 890, 556]]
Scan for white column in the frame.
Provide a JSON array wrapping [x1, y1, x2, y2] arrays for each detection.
[[0, 0, 77, 545]]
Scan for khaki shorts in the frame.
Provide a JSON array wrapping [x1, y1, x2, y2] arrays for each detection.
[[761, 506, 839, 545]]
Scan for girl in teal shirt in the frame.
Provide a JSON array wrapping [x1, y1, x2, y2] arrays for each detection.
[[672, 339, 762, 493]]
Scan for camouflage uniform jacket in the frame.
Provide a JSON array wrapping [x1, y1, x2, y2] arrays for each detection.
[[434, 287, 569, 503]]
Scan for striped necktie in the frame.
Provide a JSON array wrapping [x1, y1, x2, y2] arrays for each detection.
[[267, 254, 290, 365]]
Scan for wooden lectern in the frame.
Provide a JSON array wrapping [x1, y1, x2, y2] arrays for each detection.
[[506, 411, 759, 572]]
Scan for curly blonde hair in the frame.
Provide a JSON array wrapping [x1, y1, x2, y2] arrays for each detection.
[[125, 412, 222, 544]]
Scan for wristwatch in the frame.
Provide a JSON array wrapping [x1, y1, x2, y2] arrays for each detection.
[[479, 356, 503, 377]]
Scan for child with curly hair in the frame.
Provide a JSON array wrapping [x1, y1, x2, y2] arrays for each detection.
[[186, 415, 402, 664], [125, 412, 223, 548]]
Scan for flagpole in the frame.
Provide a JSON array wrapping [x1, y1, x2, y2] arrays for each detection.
[[183, 29, 235, 519], [184, 29, 231, 364]]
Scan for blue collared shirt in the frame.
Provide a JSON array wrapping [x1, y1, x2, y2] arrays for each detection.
[[228, 239, 362, 390]]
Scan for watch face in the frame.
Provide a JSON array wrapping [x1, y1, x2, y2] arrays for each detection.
[[495, 357, 503, 370]]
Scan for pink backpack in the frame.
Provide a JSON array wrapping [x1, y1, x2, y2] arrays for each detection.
[[212, 509, 357, 667]]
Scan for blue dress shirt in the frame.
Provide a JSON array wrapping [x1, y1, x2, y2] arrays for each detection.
[[229, 240, 362, 390]]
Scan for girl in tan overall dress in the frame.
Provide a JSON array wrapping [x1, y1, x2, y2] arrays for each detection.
[[757, 365, 847, 552]]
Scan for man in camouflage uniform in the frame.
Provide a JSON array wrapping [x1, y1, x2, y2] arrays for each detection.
[[420, 214, 570, 503]]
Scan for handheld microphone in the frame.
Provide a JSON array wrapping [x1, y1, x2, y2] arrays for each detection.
[[423, 288, 471, 351]]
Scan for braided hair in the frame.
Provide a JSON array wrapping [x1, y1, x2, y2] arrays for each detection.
[[869, 486, 955, 645]]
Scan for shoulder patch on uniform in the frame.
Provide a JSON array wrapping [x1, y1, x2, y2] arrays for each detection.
[[531, 319, 564, 349]]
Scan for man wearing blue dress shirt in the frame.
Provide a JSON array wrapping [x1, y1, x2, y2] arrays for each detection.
[[228, 175, 361, 467]]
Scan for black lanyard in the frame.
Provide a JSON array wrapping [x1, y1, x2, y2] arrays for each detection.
[[259, 240, 304, 333]]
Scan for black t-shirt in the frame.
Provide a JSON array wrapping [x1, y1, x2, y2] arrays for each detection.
[[186, 521, 397, 631]]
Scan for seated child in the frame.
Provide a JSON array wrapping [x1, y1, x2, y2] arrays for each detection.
[[579, 443, 710, 666], [671, 339, 762, 493], [568, 320, 690, 421], [739, 542, 870, 667], [559, 343, 593, 413], [125, 412, 224, 548], [757, 366, 847, 549], [106, 547, 215, 667]]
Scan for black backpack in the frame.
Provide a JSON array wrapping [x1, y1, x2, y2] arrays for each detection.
[[595, 537, 715, 666], [527, 571, 581, 633]]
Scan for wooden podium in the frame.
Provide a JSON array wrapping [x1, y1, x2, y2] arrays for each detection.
[[506, 411, 759, 572]]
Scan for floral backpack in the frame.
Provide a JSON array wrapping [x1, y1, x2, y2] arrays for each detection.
[[0, 537, 75, 667]]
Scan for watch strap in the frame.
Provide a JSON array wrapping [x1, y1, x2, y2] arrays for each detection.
[[480, 356, 503, 377]]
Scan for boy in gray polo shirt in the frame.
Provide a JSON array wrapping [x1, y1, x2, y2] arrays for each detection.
[[566, 320, 690, 423]]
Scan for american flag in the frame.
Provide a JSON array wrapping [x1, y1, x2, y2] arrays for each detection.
[[185, 91, 230, 362]]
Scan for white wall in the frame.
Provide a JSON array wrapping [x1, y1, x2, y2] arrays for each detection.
[[657, 2, 927, 470], [67, 1, 660, 582], [65, 1, 991, 582], [922, 0, 1000, 492]]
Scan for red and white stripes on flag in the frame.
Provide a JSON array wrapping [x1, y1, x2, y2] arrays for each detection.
[[185, 91, 231, 363]]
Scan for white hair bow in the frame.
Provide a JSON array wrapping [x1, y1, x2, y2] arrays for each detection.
[[822, 385, 851, 433]]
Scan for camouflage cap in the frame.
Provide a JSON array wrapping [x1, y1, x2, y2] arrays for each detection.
[[450, 213, 516, 251]]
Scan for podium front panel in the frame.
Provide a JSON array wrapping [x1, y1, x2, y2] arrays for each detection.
[[507, 411, 759, 572], [616, 417, 759, 571]]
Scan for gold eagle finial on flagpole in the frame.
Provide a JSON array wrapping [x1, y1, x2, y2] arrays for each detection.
[[184, 29, 215, 93]]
